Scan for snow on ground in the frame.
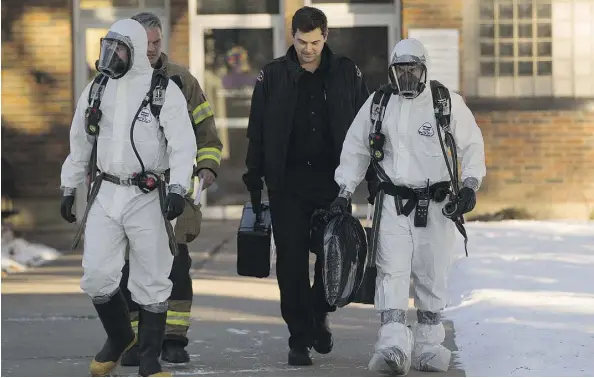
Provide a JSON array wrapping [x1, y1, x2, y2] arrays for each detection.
[[1, 225, 61, 274], [445, 220, 594, 377]]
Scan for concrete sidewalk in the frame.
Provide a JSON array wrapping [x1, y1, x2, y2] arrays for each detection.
[[1, 220, 465, 377]]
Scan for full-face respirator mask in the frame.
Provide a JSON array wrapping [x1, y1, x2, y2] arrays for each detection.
[[388, 53, 427, 99], [96, 31, 134, 79]]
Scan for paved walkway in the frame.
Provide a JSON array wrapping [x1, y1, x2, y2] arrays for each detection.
[[1, 221, 465, 376]]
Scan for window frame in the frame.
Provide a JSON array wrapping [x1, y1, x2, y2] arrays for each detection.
[[464, 0, 554, 98], [463, 0, 594, 100]]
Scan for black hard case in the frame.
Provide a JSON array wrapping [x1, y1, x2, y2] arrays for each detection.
[[236, 201, 273, 278]]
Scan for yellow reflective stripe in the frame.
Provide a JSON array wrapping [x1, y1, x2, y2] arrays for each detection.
[[167, 311, 190, 318], [166, 310, 191, 326], [166, 318, 191, 326], [196, 155, 221, 165], [196, 147, 222, 165], [192, 101, 214, 124], [131, 321, 139, 327]]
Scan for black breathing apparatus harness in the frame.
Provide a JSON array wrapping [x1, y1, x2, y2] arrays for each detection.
[[84, 69, 170, 195], [367, 80, 469, 256]]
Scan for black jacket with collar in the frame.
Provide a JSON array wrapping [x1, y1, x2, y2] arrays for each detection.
[[243, 44, 374, 192]]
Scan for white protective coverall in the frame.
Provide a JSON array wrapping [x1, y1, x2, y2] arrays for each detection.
[[61, 19, 197, 307], [335, 38, 486, 373]]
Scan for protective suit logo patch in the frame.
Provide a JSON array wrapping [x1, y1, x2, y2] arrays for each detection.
[[137, 107, 153, 124], [418, 122, 434, 137]]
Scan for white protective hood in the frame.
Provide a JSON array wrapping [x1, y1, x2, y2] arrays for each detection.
[[389, 38, 431, 100], [107, 19, 152, 78]]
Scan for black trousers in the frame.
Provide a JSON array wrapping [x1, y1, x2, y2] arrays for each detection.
[[120, 243, 193, 347], [269, 168, 339, 349]]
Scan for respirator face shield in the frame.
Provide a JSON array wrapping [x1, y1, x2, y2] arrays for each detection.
[[388, 54, 427, 99], [97, 32, 134, 79]]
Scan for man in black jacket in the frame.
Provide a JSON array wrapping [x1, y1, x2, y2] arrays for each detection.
[[243, 6, 376, 366]]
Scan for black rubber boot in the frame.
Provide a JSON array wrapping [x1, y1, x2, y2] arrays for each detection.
[[120, 343, 140, 366], [288, 347, 313, 366], [120, 258, 140, 367], [89, 289, 137, 377], [313, 312, 333, 354], [161, 340, 190, 363], [138, 309, 170, 377]]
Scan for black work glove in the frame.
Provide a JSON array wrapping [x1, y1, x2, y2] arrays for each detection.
[[250, 190, 262, 216], [164, 193, 185, 221], [330, 196, 349, 214], [457, 187, 477, 214], [444, 187, 476, 218], [367, 178, 380, 205], [60, 195, 76, 223]]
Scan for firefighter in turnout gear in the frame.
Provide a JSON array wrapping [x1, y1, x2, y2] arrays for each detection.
[[119, 12, 223, 366]]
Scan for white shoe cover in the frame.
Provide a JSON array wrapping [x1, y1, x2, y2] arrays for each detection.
[[368, 325, 414, 376], [411, 322, 451, 372]]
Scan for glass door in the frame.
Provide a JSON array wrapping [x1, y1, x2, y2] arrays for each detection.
[[189, 0, 285, 211]]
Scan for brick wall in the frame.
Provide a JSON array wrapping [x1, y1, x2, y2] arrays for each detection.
[[169, 0, 190, 67], [402, 0, 594, 219], [1, 0, 73, 198], [476, 110, 594, 218]]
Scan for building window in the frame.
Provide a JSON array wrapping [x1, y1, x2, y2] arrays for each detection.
[[464, 0, 594, 98], [478, 0, 552, 78]]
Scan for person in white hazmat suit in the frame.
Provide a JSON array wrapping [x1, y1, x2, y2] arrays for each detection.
[[330, 38, 486, 375], [59, 19, 197, 377]]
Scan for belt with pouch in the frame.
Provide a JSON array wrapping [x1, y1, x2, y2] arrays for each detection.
[[102, 172, 162, 193], [378, 181, 451, 227]]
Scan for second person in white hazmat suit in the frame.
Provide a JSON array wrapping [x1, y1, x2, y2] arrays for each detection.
[[59, 19, 197, 377], [331, 38, 486, 375]]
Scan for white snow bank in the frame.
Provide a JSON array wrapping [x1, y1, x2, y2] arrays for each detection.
[[446, 220, 594, 377]]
